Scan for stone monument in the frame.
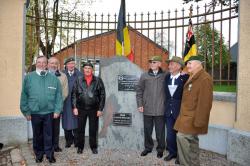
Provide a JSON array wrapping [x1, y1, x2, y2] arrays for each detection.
[[98, 56, 144, 150]]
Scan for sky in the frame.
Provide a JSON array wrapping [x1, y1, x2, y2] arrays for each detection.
[[89, 0, 205, 14], [87, 0, 238, 57]]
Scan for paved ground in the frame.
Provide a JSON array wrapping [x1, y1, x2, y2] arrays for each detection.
[[0, 137, 241, 166]]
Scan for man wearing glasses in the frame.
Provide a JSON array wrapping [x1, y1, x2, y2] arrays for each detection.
[[136, 55, 167, 158]]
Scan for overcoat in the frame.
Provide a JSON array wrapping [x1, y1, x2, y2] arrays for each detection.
[[62, 68, 82, 130], [174, 69, 213, 135], [136, 68, 167, 116]]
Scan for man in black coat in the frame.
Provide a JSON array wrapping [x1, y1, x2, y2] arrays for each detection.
[[72, 62, 106, 154], [164, 56, 189, 162]]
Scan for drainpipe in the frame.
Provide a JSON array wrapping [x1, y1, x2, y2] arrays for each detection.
[[23, 0, 29, 141]]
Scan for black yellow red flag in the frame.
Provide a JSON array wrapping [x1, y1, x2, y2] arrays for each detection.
[[183, 18, 197, 62], [116, 0, 134, 61]]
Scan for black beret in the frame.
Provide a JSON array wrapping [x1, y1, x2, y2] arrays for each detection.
[[64, 57, 75, 65], [82, 62, 93, 68]]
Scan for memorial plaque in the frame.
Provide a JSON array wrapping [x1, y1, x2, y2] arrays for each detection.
[[113, 113, 132, 126], [118, 75, 139, 91]]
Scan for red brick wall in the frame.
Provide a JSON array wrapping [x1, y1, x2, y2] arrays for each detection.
[[54, 29, 169, 71]]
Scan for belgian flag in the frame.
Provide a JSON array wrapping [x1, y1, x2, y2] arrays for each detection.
[[183, 18, 197, 62], [116, 0, 134, 61]]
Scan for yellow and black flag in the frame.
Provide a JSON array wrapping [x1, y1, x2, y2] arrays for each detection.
[[183, 18, 197, 62], [116, 0, 134, 61]]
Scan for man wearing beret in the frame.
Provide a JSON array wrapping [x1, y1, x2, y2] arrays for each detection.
[[62, 57, 82, 148], [136, 55, 167, 158], [164, 56, 189, 163], [174, 55, 213, 166], [72, 62, 106, 154], [20, 56, 63, 163]]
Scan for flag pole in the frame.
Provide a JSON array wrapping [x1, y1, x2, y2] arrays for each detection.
[[189, 5, 193, 19]]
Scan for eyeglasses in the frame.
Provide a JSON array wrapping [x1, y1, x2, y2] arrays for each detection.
[[149, 61, 157, 64]]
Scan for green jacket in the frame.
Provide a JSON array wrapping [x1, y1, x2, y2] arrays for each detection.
[[20, 71, 63, 116]]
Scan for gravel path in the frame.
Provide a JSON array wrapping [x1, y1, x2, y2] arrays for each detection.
[[0, 137, 241, 166]]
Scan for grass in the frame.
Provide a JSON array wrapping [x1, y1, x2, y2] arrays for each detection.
[[213, 84, 236, 92]]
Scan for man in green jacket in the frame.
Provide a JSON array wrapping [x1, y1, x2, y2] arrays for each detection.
[[20, 56, 63, 163]]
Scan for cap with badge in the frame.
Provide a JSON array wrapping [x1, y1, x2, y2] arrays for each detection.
[[64, 57, 75, 65], [165, 56, 185, 67], [186, 55, 204, 63], [82, 61, 94, 68], [148, 55, 162, 62]]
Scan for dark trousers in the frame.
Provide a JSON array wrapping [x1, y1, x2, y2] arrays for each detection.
[[52, 117, 60, 149], [143, 115, 165, 153], [31, 113, 54, 159], [77, 110, 99, 150], [64, 129, 78, 146], [166, 114, 178, 156]]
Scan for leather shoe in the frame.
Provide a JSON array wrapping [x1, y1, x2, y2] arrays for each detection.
[[65, 142, 72, 148], [140, 149, 152, 156], [54, 147, 62, 152], [164, 154, 177, 161], [77, 148, 83, 154], [157, 152, 163, 158], [175, 159, 180, 164], [91, 148, 98, 154], [0, 143, 3, 150], [47, 156, 56, 163], [35, 156, 43, 163]]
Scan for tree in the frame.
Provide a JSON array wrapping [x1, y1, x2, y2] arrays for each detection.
[[26, 0, 94, 63], [182, 0, 239, 13], [193, 22, 229, 70], [155, 31, 175, 56]]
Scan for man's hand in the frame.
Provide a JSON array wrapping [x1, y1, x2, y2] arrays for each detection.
[[26, 115, 31, 121], [138, 107, 144, 113], [97, 111, 102, 117], [73, 108, 78, 116], [53, 113, 60, 119]]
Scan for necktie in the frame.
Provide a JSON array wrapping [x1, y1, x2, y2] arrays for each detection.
[[40, 71, 46, 76]]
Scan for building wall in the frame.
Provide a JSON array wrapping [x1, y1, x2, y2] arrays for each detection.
[[235, 0, 250, 132], [0, 0, 25, 116], [209, 101, 235, 128], [54, 29, 169, 71]]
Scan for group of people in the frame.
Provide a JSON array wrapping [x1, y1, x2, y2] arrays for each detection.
[[20, 56, 106, 163], [136, 55, 213, 166], [20, 54, 212, 165]]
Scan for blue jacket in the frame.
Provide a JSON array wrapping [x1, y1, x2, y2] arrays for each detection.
[[62, 68, 83, 130], [164, 74, 189, 119]]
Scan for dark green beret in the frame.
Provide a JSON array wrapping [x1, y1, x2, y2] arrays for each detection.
[[186, 55, 204, 63]]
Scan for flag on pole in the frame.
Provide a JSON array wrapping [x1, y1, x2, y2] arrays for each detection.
[[183, 18, 197, 62], [116, 0, 134, 61]]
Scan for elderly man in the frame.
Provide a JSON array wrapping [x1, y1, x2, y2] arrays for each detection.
[[174, 55, 213, 166], [20, 56, 63, 163], [48, 57, 68, 152], [72, 62, 106, 154], [62, 57, 82, 148], [164, 56, 189, 162], [136, 55, 166, 158]]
